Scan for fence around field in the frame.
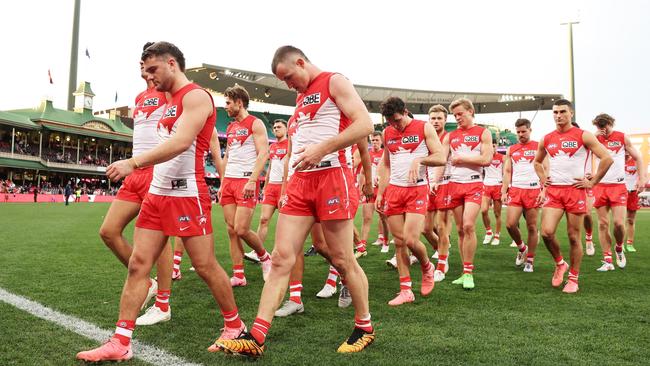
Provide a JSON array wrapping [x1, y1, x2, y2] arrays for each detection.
[[1, 193, 115, 203]]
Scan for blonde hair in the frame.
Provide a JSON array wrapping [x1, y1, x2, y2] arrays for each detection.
[[449, 98, 475, 116], [428, 104, 448, 118]]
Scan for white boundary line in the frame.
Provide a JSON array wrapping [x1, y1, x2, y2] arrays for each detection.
[[0, 287, 202, 366]]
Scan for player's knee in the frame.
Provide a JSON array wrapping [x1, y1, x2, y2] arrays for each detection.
[[526, 223, 537, 234], [613, 219, 625, 231], [540, 230, 554, 242], [233, 224, 249, 237], [98, 225, 118, 244], [329, 255, 349, 276], [270, 248, 295, 271], [506, 221, 518, 232], [191, 260, 215, 279], [127, 255, 151, 278], [462, 223, 475, 234], [259, 215, 270, 227], [626, 217, 635, 225]]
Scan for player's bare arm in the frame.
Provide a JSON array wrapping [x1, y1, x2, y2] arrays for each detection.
[[624, 135, 648, 189], [451, 129, 493, 166], [574, 131, 613, 189]]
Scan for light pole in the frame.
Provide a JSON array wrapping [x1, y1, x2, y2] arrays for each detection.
[[561, 21, 579, 121], [67, 0, 81, 111]]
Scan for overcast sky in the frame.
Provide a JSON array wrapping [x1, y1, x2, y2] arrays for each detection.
[[2, 0, 648, 139]]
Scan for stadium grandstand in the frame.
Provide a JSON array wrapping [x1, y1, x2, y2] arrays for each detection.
[[0, 64, 562, 202]]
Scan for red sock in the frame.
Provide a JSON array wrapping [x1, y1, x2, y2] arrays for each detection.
[[173, 251, 182, 273], [257, 250, 270, 262], [399, 276, 412, 291], [586, 230, 593, 239], [436, 255, 448, 271], [355, 315, 373, 333], [222, 307, 243, 329], [568, 269, 579, 283], [114, 320, 135, 346], [554, 256, 565, 266], [325, 266, 339, 287], [526, 254, 535, 264], [421, 260, 433, 273], [233, 264, 245, 279], [356, 240, 367, 252], [626, 239, 633, 244], [615, 242, 624, 253], [604, 251, 613, 264], [463, 262, 474, 274], [289, 281, 303, 304], [251, 317, 271, 345], [486, 228, 492, 235], [154, 289, 170, 312]]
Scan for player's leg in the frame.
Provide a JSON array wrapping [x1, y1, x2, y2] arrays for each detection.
[[361, 202, 373, 244], [595, 206, 615, 271], [584, 195, 595, 255], [458, 202, 480, 289], [275, 245, 306, 317], [507, 205, 527, 266], [257, 204, 277, 245], [386, 214, 415, 305], [481, 195, 493, 244], [540, 207, 569, 287], [234, 206, 272, 279], [611, 205, 627, 268], [563, 212, 585, 293], [522, 207, 539, 272], [422, 210, 439, 253], [450, 205, 466, 284], [98, 199, 141, 267], [626, 209, 637, 252], [403, 212, 434, 296], [491, 198, 502, 245], [313, 223, 340, 299], [434, 209, 451, 281], [172, 237, 185, 280], [223, 203, 246, 286], [137, 238, 174, 325]]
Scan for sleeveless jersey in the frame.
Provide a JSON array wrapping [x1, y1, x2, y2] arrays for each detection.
[[286, 114, 298, 179], [288, 72, 352, 173], [543, 127, 589, 186], [448, 125, 485, 183], [132, 88, 167, 156], [149, 83, 215, 197], [595, 130, 626, 184], [384, 120, 429, 187], [625, 156, 638, 191], [508, 140, 540, 189], [268, 138, 289, 183], [483, 152, 504, 186], [225, 115, 258, 178], [369, 147, 384, 185]]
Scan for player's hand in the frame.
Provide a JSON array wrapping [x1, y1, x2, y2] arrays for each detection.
[[292, 143, 326, 171], [242, 181, 256, 199], [106, 159, 134, 182], [217, 189, 222, 201], [408, 158, 422, 183], [279, 194, 288, 208], [535, 189, 546, 206], [450, 155, 463, 165], [636, 182, 644, 194], [501, 187, 508, 200], [543, 177, 552, 187], [362, 182, 374, 201], [430, 182, 439, 194], [573, 177, 593, 189], [374, 195, 384, 214]]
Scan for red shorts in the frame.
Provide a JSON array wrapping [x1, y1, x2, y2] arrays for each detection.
[[433, 184, 450, 210], [544, 186, 587, 214], [592, 183, 627, 208], [383, 184, 428, 216], [262, 183, 282, 207], [116, 167, 153, 203], [446, 182, 483, 209], [280, 168, 359, 222], [627, 190, 640, 211], [483, 184, 502, 201], [507, 187, 541, 209], [219, 177, 258, 208], [136, 193, 212, 237]]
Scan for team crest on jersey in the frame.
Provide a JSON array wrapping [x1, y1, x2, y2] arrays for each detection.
[[164, 105, 177, 118], [464, 136, 479, 143], [561, 141, 578, 149], [143, 97, 159, 107], [402, 135, 420, 144], [302, 93, 321, 106], [607, 141, 622, 148], [236, 129, 249, 136]]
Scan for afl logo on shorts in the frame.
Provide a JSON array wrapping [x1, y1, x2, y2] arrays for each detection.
[[327, 197, 340, 205], [143, 97, 159, 107], [164, 105, 177, 118], [302, 93, 321, 106], [561, 141, 578, 149], [402, 135, 420, 144], [178, 215, 190, 222], [464, 136, 479, 143]]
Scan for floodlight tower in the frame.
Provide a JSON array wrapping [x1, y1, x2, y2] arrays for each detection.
[[561, 20, 579, 121]]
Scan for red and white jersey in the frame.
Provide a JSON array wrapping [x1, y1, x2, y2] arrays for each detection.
[[428, 130, 450, 186], [132, 88, 167, 156], [483, 153, 504, 186], [543, 127, 589, 186], [268, 138, 289, 183], [508, 140, 540, 189], [225, 115, 259, 178], [595, 131, 626, 184], [286, 115, 298, 179], [149, 83, 215, 197], [384, 120, 429, 187], [625, 156, 638, 191], [369, 147, 384, 186], [288, 72, 352, 173], [448, 125, 485, 183]]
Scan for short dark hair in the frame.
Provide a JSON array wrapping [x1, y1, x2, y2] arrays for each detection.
[[593, 113, 615, 128], [428, 104, 448, 119], [271, 46, 310, 74], [224, 85, 250, 109], [142, 42, 155, 51], [273, 119, 287, 127], [141, 41, 186, 72], [380, 97, 407, 117], [553, 98, 573, 110], [372, 131, 382, 137], [515, 118, 531, 129]]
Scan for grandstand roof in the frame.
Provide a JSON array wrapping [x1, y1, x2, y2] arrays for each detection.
[[187, 64, 563, 114]]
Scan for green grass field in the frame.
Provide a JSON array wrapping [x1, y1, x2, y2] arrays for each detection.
[[1, 203, 649, 365]]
